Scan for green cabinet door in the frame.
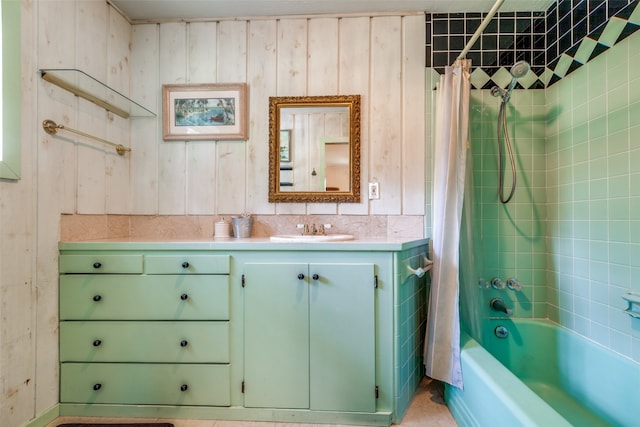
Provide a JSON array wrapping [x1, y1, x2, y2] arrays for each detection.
[[244, 261, 375, 413], [309, 263, 375, 412], [243, 262, 310, 409]]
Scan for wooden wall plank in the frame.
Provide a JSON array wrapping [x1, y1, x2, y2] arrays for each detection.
[[76, 102, 107, 214], [38, 0, 77, 215], [37, 0, 76, 68], [402, 15, 426, 216], [76, 1, 108, 214], [246, 20, 277, 215], [275, 19, 308, 214], [276, 19, 307, 96], [308, 18, 339, 96], [106, 8, 132, 214], [158, 23, 188, 214], [216, 21, 248, 215], [186, 22, 218, 215], [130, 24, 159, 214], [369, 16, 402, 215], [338, 17, 370, 216], [308, 18, 339, 215]]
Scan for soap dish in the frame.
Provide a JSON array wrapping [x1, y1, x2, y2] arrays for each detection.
[[622, 293, 640, 318]]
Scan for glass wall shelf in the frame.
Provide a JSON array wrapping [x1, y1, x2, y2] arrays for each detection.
[[40, 68, 156, 118]]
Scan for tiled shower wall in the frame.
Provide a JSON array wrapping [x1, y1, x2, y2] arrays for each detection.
[[428, 1, 640, 361], [546, 30, 640, 361], [469, 89, 548, 321]]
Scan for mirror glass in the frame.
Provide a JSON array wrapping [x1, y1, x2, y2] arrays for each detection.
[[269, 95, 360, 203], [0, 0, 21, 180]]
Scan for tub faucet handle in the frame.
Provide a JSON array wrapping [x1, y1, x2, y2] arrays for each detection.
[[507, 277, 523, 291], [491, 277, 506, 290]]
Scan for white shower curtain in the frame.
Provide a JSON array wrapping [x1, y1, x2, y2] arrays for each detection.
[[424, 59, 471, 389]]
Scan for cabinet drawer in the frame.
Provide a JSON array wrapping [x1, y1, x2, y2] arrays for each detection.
[[61, 363, 230, 406], [60, 321, 229, 363], [60, 254, 143, 274], [145, 255, 230, 274], [60, 275, 229, 320]]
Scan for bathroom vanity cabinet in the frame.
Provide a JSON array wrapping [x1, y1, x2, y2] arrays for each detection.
[[57, 238, 428, 426], [58, 253, 231, 406]]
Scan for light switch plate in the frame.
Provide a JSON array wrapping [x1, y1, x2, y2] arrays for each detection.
[[368, 182, 379, 199]]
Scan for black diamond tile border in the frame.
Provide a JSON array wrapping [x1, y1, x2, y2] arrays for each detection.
[[427, 0, 640, 89]]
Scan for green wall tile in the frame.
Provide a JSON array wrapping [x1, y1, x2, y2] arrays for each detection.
[[574, 37, 597, 64], [607, 148, 629, 174], [589, 115, 607, 139], [630, 102, 640, 127], [607, 110, 629, 136], [589, 94, 607, 119], [607, 85, 629, 112], [599, 17, 627, 47]]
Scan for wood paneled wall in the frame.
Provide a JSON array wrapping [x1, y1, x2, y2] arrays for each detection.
[[17, 8, 425, 425], [130, 14, 426, 217]]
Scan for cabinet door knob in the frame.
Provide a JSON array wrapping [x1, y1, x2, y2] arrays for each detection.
[[93, 262, 102, 269], [181, 261, 190, 269], [312, 274, 319, 280], [180, 340, 188, 347], [297, 273, 305, 280], [180, 384, 188, 392], [180, 293, 189, 301], [93, 383, 102, 391], [92, 295, 102, 302], [93, 339, 102, 347]]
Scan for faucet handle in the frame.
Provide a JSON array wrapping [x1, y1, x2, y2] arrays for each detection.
[[507, 277, 523, 291], [491, 277, 506, 290]]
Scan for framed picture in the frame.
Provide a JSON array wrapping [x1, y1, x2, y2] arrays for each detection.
[[279, 129, 291, 162], [162, 83, 248, 140]]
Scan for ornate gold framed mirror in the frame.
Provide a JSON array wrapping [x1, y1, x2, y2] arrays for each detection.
[[268, 95, 361, 203]]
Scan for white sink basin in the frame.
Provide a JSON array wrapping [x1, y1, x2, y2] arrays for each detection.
[[270, 234, 355, 242]]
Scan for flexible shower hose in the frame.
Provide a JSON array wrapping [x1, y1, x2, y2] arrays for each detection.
[[497, 100, 517, 204]]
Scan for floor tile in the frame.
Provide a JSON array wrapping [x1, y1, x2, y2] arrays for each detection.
[[46, 377, 457, 427]]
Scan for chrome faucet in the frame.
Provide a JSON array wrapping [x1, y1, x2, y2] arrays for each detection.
[[297, 223, 330, 236], [490, 298, 513, 316]]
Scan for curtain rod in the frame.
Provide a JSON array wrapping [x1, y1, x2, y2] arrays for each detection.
[[42, 120, 131, 156], [456, 0, 505, 62]]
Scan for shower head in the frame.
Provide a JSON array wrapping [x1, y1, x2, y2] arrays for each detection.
[[500, 61, 530, 103], [510, 61, 530, 79], [491, 61, 531, 103]]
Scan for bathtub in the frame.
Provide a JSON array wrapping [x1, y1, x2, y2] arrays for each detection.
[[445, 319, 640, 427]]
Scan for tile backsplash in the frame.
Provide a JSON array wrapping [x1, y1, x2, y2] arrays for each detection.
[[60, 214, 425, 241]]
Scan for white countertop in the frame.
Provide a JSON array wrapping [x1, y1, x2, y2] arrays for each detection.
[[59, 236, 429, 252]]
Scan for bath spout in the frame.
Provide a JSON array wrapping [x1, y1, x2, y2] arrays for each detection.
[[490, 298, 513, 316]]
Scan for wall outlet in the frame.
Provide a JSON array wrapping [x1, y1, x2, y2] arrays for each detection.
[[368, 182, 380, 200]]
